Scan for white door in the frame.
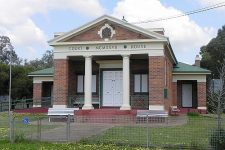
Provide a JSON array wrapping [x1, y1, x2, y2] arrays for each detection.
[[182, 84, 192, 107], [113, 71, 123, 106], [102, 71, 114, 106], [102, 71, 123, 106]]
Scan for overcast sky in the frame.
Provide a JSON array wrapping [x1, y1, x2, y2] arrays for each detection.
[[0, 0, 225, 64]]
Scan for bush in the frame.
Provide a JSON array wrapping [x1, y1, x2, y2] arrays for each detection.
[[210, 129, 225, 150], [14, 133, 26, 143], [187, 112, 199, 117]]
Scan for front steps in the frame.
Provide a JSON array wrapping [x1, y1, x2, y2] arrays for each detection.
[[74, 109, 169, 124], [74, 109, 137, 123]]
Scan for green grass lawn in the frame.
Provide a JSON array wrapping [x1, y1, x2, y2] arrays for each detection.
[[0, 140, 164, 150], [0, 112, 61, 141], [83, 116, 219, 149], [0, 112, 221, 149]]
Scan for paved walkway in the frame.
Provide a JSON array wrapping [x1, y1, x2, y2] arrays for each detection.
[[29, 115, 187, 142], [31, 120, 115, 142]]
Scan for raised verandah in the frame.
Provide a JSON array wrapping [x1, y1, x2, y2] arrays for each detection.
[[65, 55, 150, 110]]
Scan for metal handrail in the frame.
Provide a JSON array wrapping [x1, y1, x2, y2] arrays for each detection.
[[0, 97, 52, 112]]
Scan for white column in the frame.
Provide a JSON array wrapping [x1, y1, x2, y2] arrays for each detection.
[[82, 55, 94, 110], [120, 55, 131, 110]]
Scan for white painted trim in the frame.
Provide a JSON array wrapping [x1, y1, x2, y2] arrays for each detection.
[[83, 56, 94, 110], [48, 15, 167, 44], [96, 60, 122, 68], [198, 107, 206, 110], [148, 50, 164, 56], [173, 74, 206, 82], [98, 23, 116, 40], [149, 105, 164, 110], [165, 42, 177, 64], [120, 55, 131, 110], [53, 105, 67, 108], [33, 104, 41, 108], [120, 106, 131, 110], [33, 76, 54, 83], [173, 72, 211, 75], [146, 28, 165, 32], [28, 75, 53, 77], [50, 39, 167, 46], [53, 43, 164, 59]]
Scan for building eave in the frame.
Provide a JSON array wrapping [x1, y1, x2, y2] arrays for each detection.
[[49, 39, 167, 46], [28, 75, 53, 77], [172, 72, 211, 75]]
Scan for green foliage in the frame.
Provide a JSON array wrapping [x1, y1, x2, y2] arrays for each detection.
[[0, 63, 34, 99], [24, 50, 53, 70], [210, 129, 225, 150], [14, 133, 26, 143], [187, 112, 199, 117], [200, 25, 225, 78], [189, 140, 206, 150], [0, 35, 53, 100]]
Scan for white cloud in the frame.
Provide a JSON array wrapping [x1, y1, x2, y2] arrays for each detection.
[[198, 0, 225, 11], [0, 0, 105, 60], [112, 0, 216, 64]]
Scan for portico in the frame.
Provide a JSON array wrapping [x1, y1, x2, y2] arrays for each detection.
[[52, 41, 162, 110], [81, 54, 131, 110]]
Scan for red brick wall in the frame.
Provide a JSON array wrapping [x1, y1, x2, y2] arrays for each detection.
[[68, 61, 78, 96], [172, 82, 177, 106], [198, 82, 206, 107], [33, 83, 42, 105], [53, 59, 69, 105], [149, 56, 165, 106], [64, 21, 151, 42], [164, 57, 173, 110]]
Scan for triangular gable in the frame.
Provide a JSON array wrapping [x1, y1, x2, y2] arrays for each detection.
[[48, 15, 167, 45]]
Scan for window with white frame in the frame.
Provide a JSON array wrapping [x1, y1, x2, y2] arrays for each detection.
[[77, 75, 97, 93], [134, 74, 148, 93]]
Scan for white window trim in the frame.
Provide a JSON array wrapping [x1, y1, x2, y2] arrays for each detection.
[[134, 74, 148, 93], [77, 74, 97, 93]]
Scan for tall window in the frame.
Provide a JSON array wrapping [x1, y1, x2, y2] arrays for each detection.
[[77, 75, 97, 93], [134, 74, 148, 93]]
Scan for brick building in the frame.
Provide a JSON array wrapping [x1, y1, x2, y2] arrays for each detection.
[[29, 15, 210, 113]]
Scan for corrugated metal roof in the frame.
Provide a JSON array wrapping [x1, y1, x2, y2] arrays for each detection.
[[173, 62, 211, 74], [28, 67, 53, 76]]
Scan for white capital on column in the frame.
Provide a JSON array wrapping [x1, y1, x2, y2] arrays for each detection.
[[82, 55, 93, 110], [120, 55, 131, 110]]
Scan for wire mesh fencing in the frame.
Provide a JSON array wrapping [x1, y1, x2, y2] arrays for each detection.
[[1, 112, 225, 149]]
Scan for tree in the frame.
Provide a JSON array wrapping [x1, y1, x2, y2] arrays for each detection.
[[0, 63, 9, 95], [200, 25, 225, 78], [0, 63, 34, 99], [0, 36, 21, 65], [208, 60, 225, 150], [208, 60, 225, 128], [24, 50, 53, 70]]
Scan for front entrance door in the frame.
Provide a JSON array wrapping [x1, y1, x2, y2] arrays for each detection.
[[182, 84, 192, 107], [102, 71, 123, 106]]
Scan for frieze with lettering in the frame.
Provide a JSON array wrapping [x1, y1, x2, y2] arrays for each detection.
[[68, 44, 147, 51]]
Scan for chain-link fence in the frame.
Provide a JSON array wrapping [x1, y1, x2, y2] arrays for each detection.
[[1, 112, 225, 149]]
